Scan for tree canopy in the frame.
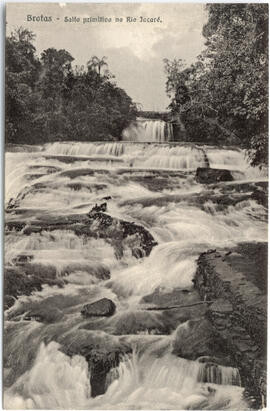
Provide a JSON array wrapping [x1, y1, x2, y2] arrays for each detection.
[[6, 27, 137, 144], [164, 4, 268, 167]]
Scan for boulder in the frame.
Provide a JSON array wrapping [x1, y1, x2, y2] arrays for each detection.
[[195, 167, 233, 184], [81, 298, 116, 317]]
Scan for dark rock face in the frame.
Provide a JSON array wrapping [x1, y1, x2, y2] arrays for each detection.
[[88, 349, 121, 397], [81, 298, 116, 318], [194, 242, 267, 408], [195, 167, 234, 184]]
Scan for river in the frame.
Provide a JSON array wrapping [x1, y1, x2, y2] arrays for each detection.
[[4, 120, 268, 410]]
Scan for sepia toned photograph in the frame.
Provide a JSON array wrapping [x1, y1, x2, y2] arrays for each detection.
[[4, 2, 268, 410]]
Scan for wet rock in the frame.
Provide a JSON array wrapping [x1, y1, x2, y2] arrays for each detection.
[[67, 182, 104, 191], [194, 242, 267, 408], [4, 267, 43, 306], [140, 287, 208, 332], [251, 188, 268, 208], [88, 349, 121, 397], [120, 189, 251, 212], [6, 212, 157, 258], [12, 254, 34, 264], [24, 306, 63, 323], [59, 329, 132, 398], [127, 175, 185, 192], [195, 167, 233, 184], [109, 310, 170, 335], [141, 287, 199, 306], [4, 266, 65, 309], [210, 180, 268, 194], [88, 203, 107, 215], [88, 212, 157, 257], [172, 318, 229, 361], [131, 247, 144, 258], [81, 298, 116, 318], [60, 168, 110, 179], [4, 295, 16, 310]]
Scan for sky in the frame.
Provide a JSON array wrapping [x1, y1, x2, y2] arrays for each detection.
[[6, 3, 208, 111]]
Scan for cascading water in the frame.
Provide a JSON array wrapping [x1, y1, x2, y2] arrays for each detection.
[[4, 140, 267, 410], [122, 118, 173, 142]]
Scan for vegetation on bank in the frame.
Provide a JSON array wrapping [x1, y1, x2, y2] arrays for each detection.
[[6, 28, 137, 144], [164, 4, 268, 167]]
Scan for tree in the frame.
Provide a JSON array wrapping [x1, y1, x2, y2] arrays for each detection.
[[87, 56, 108, 75], [5, 29, 137, 144], [164, 4, 268, 164], [5, 27, 41, 143]]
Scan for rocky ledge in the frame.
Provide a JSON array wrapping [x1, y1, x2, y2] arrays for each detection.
[[5, 208, 157, 260], [194, 242, 267, 409]]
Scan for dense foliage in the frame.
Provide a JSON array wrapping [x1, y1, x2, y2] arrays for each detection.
[[6, 28, 137, 144], [164, 4, 268, 167]]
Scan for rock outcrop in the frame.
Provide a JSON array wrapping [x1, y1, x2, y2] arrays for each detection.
[[251, 188, 268, 208], [4, 266, 64, 310], [194, 242, 267, 409], [4, 262, 111, 310], [196, 167, 233, 184], [88, 349, 122, 397], [81, 298, 116, 318], [6, 212, 157, 259], [59, 329, 132, 398]]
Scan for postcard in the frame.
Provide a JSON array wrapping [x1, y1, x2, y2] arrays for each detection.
[[4, 2, 268, 410]]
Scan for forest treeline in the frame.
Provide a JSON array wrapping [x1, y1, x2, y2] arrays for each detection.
[[5, 4, 269, 168], [164, 4, 268, 167], [6, 28, 137, 144]]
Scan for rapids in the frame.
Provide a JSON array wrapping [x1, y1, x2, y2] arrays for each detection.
[[4, 140, 267, 410]]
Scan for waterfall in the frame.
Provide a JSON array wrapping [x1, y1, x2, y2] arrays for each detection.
[[198, 363, 241, 386], [44, 141, 125, 157], [122, 118, 173, 142], [4, 138, 267, 410], [5, 142, 267, 207]]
